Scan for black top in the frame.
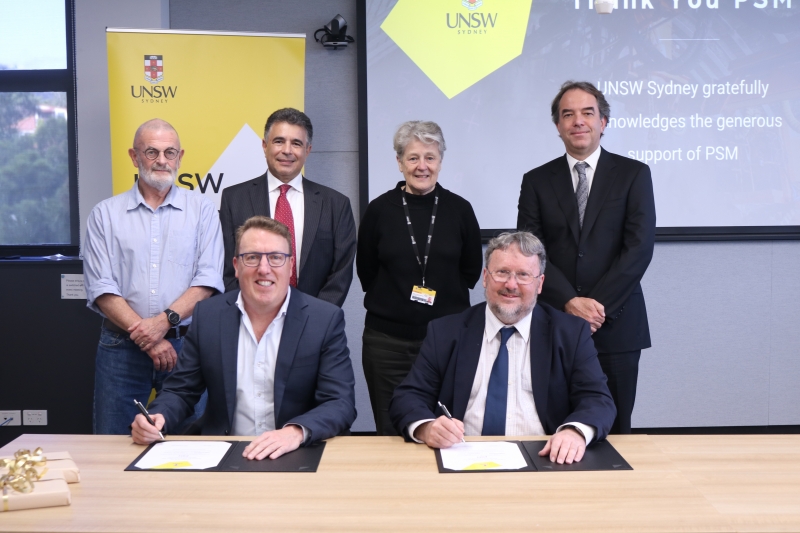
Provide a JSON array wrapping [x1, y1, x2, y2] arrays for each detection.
[[357, 181, 483, 340]]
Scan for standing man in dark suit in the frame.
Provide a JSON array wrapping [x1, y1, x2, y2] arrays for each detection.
[[390, 232, 615, 464], [219, 108, 356, 307], [131, 216, 356, 460], [517, 81, 656, 434]]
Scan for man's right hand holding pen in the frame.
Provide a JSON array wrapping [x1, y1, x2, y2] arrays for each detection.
[[413, 416, 465, 448], [131, 413, 167, 444]]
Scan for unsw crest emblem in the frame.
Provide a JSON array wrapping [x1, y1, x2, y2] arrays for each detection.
[[144, 55, 163, 84]]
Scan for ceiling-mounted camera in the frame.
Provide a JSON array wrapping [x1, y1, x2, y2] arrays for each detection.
[[314, 14, 355, 50]]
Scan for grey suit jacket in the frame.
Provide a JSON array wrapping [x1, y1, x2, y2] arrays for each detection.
[[219, 173, 357, 307]]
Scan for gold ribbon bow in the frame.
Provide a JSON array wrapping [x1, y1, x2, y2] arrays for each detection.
[[1, 448, 48, 511]]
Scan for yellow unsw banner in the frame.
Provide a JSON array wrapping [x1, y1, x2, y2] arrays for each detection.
[[107, 29, 305, 208]]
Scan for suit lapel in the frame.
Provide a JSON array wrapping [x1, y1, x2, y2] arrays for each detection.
[[579, 148, 615, 242], [250, 173, 271, 218], [220, 292, 242, 429], [529, 305, 552, 427], [452, 305, 486, 419], [548, 157, 580, 244], [300, 178, 321, 276], [272, 288, 308, 427]]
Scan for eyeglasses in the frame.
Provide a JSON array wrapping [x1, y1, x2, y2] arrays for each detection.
[[140, 148, 180, 160], [488, 269, 542, 285], [238, 252, 291, 268]]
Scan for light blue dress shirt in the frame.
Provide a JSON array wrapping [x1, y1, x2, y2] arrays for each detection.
[[83, 184, 225, 324]]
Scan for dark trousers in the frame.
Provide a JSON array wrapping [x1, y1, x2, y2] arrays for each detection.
[[597, 350, 641, 434], [362, 327, 423, 436]]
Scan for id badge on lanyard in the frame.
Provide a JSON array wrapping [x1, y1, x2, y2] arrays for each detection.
[[402, 190, 439, 306], [410, 285, 436, 306]]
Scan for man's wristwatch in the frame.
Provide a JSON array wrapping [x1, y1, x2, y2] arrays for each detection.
[[164, 308, 181, 326]]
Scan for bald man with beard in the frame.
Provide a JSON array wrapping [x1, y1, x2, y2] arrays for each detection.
[[84, 118, 224, 435]]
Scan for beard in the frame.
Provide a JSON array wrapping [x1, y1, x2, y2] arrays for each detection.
[[137, 158, 175, 192], [486, 287, 537, 325]]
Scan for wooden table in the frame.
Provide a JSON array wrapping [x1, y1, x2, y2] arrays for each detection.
[[1, 434, 798, 532]]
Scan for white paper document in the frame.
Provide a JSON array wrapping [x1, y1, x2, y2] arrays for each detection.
[[439, 441, 529, 471], [134, 441, 232, 470]]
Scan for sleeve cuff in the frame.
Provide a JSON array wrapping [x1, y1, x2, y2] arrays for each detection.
[[283, 423, 309, 444], [85, 284, 123, 314], [556, 422, 595, 446], [407, 419, 435, 443], [190, 274, 225, 295]]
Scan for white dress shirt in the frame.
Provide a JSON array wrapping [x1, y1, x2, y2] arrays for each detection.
[[232, 290, 291, 436], [267, 171, 304, 274], [409, 305, 595, 444], [566, 145, 603, 197]]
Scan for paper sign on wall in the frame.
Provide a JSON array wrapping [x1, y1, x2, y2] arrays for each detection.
[[61, 274, 86, 299]]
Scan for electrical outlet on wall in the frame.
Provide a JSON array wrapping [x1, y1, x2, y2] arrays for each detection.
[[23, 410, 47, 426], [0, 410, 22, 426]]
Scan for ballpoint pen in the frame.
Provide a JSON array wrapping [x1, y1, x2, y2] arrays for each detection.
[[134, 399, 165, 440], [437, 401, 465, 443]]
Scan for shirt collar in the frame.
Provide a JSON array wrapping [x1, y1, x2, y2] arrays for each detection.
[[485, 303, 532, 344], [267, 170, 304, 194], [235, 287, 292, 325], [126, 182, 184, 211], [566, 145, 602, 173]]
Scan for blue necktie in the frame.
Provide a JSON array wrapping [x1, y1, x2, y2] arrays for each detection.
[[482, 327, 515, 436]]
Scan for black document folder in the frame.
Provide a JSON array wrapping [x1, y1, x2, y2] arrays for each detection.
[[523, 440, 633, 472], [125, 440, 326, 472], [434, 440, 632, 473]]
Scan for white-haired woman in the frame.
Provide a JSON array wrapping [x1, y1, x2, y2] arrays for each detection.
[[356, 120, 483, 436]]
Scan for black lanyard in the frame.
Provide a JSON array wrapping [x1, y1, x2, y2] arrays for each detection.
[[401, 189, 439, 287]]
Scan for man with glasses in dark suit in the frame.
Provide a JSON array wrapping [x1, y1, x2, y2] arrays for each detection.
[[132, 216, 356, 459], [390, 232, 615, 464]]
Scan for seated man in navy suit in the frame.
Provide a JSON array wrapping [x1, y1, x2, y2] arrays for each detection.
[[132, 216, 356, 460], [389, 231, 615, 464]]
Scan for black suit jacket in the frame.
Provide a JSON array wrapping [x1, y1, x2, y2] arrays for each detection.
[[517, 148, 656, 353], [389, 302, 616, 441], [149, 288, 357, 443], [219, 173, 357, 307]]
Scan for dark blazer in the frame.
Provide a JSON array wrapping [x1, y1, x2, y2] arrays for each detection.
[[517, 148, 656, 353], [219, 173, 357, 307], [150, 288, 357, 443], [389, 302, 616, 441]]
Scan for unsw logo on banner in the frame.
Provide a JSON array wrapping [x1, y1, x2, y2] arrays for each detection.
[[107, 29, 306, 207], [132, 54, 177, 102], [381, 0, 532, 98]]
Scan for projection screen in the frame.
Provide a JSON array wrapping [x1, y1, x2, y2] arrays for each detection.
[[361, 0, 800, 239]]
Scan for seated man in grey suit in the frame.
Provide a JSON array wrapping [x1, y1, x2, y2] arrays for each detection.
[[132, 216, 357, 460], [389, 231, 616, 464], [219, 108, 357, 307]]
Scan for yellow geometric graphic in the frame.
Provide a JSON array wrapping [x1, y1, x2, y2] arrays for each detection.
[[381, 0, 532, 99]]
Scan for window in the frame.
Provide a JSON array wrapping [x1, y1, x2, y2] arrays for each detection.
[[0, 0, 77, 254]]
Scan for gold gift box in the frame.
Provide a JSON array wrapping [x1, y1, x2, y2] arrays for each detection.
[[0, 451, 79, 484], [1, 470, 71, 512], [37, 451, 80, 483]]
